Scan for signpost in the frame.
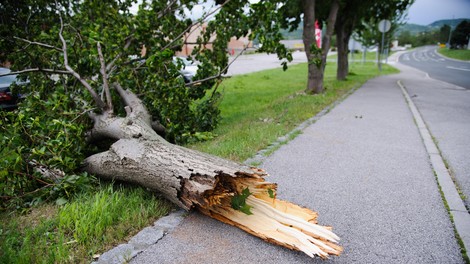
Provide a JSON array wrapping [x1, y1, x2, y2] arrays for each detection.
[[378, 19, 391, 71]]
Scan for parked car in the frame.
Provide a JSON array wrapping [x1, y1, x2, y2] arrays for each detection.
[[173, 56, 198, 83], [0, 67, 28, 110]]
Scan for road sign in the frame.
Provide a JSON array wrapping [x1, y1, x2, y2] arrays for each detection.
[[377, 19, 391, 72], [378, 19, 391, 33]]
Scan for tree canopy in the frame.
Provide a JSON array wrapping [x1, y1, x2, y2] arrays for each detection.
[[450, 20, 470, 48], [0, 0, 416, 209], [0, 0, 291, 208]]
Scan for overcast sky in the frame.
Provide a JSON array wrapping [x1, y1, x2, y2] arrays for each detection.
[[131, 0, 470, 26], [406, 0, 470, 25]]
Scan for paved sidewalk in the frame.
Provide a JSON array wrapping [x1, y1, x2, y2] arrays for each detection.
[[126, 68, 465, 263]]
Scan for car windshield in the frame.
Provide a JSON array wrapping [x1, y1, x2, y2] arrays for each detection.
[[0, 75, 18, 86], [0, 72, 18, 90]]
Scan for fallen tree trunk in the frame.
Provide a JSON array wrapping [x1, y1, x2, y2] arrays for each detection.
[[83, 84, 342, 259]]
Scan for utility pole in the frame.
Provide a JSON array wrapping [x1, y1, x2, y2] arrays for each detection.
[[447, 16, 454, 48]]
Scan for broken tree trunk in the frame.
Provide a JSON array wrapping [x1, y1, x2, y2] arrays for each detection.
[[83, 84, 342, 259]]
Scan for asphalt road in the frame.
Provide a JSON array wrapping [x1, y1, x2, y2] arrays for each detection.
[[394, 50, 470, 210], [398, 45, 470, 89]]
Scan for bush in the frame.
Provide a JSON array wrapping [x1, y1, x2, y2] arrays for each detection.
[[0, 83, 96, 210]]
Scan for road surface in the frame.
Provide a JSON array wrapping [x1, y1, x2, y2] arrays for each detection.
[[398, 45, 470, 89], [396, 47, 470, 209]]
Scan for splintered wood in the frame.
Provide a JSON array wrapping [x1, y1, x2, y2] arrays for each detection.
[[197, 168, 342, 259]]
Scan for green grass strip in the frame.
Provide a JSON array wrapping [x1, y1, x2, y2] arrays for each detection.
[[188, 61, 398, 162], [1, 184, 172, 263], [438, 48, 470, 61]]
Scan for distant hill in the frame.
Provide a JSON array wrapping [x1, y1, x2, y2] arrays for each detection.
[[281, 18, 470, 39], [428, 18, 469, 29], [397, 18, 469, 35]]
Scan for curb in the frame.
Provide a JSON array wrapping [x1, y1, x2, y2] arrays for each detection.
[[91, 210, 186, 264], [398, 80, 470, 257]]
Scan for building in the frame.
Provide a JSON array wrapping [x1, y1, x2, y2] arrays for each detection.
[[177, 23, 253, 57]]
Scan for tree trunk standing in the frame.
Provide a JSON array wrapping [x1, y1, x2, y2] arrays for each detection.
[[82, 85, 342, 259], [335, 16, 355, 81], [302, 0, 339, 94], [302, 0, 319, 94], [321, 0, 340, 79], [336, 26, 350, 80]]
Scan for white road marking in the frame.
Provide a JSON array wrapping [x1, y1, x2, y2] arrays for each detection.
[[446, 66, 470, 72]]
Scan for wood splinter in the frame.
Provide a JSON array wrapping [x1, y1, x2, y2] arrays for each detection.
[[196, 170, 343, 259]]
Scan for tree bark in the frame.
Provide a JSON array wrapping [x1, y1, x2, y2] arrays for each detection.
[[302, 0, 319, 94], [83, 137, 259, 210], [82, 86, 342, 259], [335, 14, 355, 81], [336, 25, 350, 80], [303, 0, 339, 94]]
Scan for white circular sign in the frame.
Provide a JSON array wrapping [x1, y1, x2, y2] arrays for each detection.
[[378, 19, 391, 33]]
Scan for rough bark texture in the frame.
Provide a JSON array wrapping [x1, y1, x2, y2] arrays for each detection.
[[336, 25, 349, 81], [302, 0, 318, 94], [335, 13, 356, 81], [83, 138, 259, 210], [322, 0, 339, 67], [303, 0, 339, 94], [82, 85, 342, 259]]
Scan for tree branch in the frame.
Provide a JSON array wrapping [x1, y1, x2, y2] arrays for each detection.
[[57, 12, 106, 110], [28, 159, 65, 183], [0, 68, 71, 77], [184, 46, 248, 87], [113, 82, 151, 124], [106, 35, 134, 74], [97, 42, 113, 114], [154, 0, 179, 20], [13, 36, 62, 51], [161, 0, 231, 52]]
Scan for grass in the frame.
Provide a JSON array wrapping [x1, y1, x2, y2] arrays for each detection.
[[438, 48, 470, 61], [1, 58, 398, 264], [188, 60, 398, 161], [0, 184, 173, 263]]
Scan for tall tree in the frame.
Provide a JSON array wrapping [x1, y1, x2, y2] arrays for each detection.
[[277, 0, 339, 94], [450, 20, 470, 48], [0, 0, 342, 258], [439, 24, 452, 44], [335, 0, 366, 80], [303, 0, 339, 94], [335, 0, 413, 80]]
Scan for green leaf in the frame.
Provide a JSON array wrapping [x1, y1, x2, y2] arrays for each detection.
[[241, 187, 251, 197], [267, 188, 274, 199], [239, 204, 253, 215], [56, 197, 68, 206], [231, 187, 253, 215], [0, 169, 8, 179]]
